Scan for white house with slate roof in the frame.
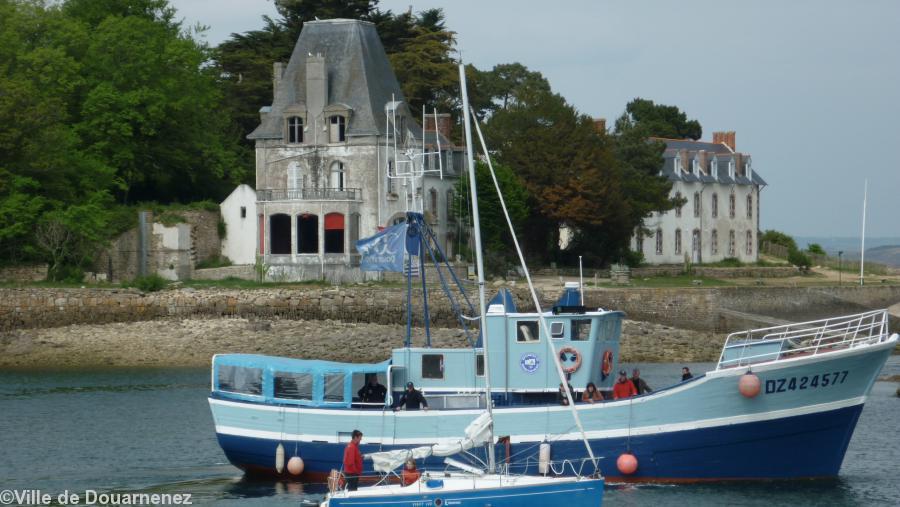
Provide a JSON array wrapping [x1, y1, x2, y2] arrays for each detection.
[[633, 132, 767, 265], [222, 19, 463, 282]]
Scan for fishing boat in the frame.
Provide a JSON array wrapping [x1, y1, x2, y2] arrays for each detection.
[[208, 59, 898, 483]]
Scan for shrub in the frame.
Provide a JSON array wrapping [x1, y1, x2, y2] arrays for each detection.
[[131, 274, 168, 292], [196, 255, 232, 270], [717, 257, 743, 267], [621, 249, 644, 268], [760, 230, 798, 252], [807, 243, 826, 256], [787, 250, 812, 270]]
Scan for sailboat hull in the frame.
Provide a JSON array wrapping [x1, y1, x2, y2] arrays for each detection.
[[209, 339, 893, 482]]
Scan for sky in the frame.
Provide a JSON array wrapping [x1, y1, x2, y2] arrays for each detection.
[[171, 0, 900, 240]]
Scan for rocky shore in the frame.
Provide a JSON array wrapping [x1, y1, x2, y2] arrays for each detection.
[[0, 317, 724, 369]]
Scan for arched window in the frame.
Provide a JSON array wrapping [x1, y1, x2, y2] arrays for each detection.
[[692, 229, 701, 258], [746, 230, 753, 255], [330, 161, 345, 190], [711, 230, 719, 255], [270, 214, 291, 254], [747, 194, 753, 219], [675, 228, 682, 255], [728, 230, 736, 256], [675, 192, 682, 218], [693, 192, 700, 217], [324, 213, 344, 253], [655, 228, 663, 255], [297, 214, 318, 254], [711, 193, 718, 218], [287, 116, 303, 143], [729, 192, 736, 219], [329, 115, 346, 143]]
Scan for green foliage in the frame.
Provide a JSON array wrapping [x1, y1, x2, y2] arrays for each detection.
[[788, 249, 812, 270], [254, 254, 270, 283], [621, 249, 644, 268], [217, 218, 227, 239], [807, 243, 826, 256], [716, 257, 744, 267], [196, 254, 232, 270], [131, 273, 168, 292], [759, 230, 798, 253], [156, 212, 186, 226], [618, 98, 702, 140]]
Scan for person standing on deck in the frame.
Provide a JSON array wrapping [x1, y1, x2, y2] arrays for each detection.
[[394, 382, 429, 411], [343, 430, 363, 491], [358, 374, 387, 403], [613, 370, 637, 399], [631, 369, 652, 395]]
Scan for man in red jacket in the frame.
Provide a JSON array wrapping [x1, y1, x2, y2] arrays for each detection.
[[613, 370, 637, 400], [343, 430, 363, 491]]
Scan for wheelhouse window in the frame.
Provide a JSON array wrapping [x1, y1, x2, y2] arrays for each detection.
[[274, 371, 313, 400], [329, 115, 346, 143], [475, 354, 484, 377], [422, 354, 444, 379], [287, 116, 303, 143], [572, 319, 591, 341], [218, 365, 262, 395], [550, 321, 565, 339], [516, 321, 539, 342], [324, 373, 345, 402]]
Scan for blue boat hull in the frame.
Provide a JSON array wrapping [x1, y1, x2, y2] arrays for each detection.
[[326, 479, 604, 507], [216, 402, 863, 481]]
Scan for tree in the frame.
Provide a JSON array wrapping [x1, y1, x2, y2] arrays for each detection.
[[759, 230, 798, 253], [807, 243, 826, 256], [618, 98, 702, 140]]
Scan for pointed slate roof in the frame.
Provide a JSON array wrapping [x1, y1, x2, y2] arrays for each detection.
[[248, 19, 407, 140]]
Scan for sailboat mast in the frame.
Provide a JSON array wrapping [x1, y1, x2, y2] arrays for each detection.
[[458, 63, 497, 473], [860, 179, 867, 286]]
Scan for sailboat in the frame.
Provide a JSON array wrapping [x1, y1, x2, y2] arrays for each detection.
[[318, 63, 604, 507]]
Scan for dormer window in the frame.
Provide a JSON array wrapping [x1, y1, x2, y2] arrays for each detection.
[[287, 116, 303, 143], [674, 156, 682, 175], [692, 158, 700, 175], [711, 158, 718, 178], [745, 159, 753, 180], [329, 115, 346, 143], [728, 160, 735, 178]]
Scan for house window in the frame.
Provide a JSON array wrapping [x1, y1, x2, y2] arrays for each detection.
[[270, 214, 292, 254], [324, 213, 345, 254], [692, 229, 701, 258], [289, 162, 304, 190], [446, 190, 454, 222], [430, 188, 438, 217], [711, 158, 718, 178], [729, 193, 736, 219], [747, 194, 753, 219], [387, 161, 395, 194], [674, 156, 682, 175], [728, 160, 735, 178], [636, 230, 644, 253], [287, 116, 303, 143], [240, 206, 246, 219], [297, 214, 318, 254], [692, 158, 699, 175], [329, 115, 346, 143], [693, 192, 700, 217], [330, 161, 345, 190], [675, 192, 682, 217], [655, 228, 663, 255], [712, 193, 718, 218], [675, 228, 682, 255], [422, 354, 444, 379], [729, 230, 736, 256], [516, 321, 539, 342], [746, 230, 754, 255], [711, 229, 719, 255]]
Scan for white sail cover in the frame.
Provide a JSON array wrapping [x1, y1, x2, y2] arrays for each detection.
[[366, 412, 493, 473]]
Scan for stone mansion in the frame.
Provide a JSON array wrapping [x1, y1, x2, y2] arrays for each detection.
[[633, 132, 767, 265]]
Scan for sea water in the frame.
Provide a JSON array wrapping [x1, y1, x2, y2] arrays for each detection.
[[1, 359, 897, 506]]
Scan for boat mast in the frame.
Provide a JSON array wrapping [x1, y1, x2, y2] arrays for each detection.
[[459, 63, 497, 473], [860, 178, 867, 286]]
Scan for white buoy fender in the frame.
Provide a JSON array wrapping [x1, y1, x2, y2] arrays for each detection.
[[739, 372, 761, 398], [538, 442, 551, 475], [275, 443, 285, 474], [287, 456, 304, 476], [616, 453, 638, 475]]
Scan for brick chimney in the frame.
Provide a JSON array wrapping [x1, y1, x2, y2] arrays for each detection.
[[593, 118, 607, 134], [713, 131, 736, 151], [424, 113, 453, 142]]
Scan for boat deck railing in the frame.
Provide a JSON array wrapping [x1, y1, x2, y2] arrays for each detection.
[[716, 309, 890, 370]]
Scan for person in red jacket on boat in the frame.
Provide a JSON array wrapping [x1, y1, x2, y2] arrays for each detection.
[[343, 430, 363, 491], [613, 370, 638, 399]]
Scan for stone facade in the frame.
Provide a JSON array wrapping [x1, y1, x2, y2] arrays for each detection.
[[0, 265, 48, 283]]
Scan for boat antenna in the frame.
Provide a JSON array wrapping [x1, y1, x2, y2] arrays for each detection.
[[458, 63, 496, 473], [468, 104, 600, 475]]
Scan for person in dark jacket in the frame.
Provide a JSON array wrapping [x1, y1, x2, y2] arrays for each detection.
[[681, 367, 694, 381], [357, 374, 387, 404], [394, 382, 429, 411], [630, 368, 652, 395]]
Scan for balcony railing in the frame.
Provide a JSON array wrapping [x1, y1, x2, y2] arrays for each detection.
[[257, 187, 361, 202]]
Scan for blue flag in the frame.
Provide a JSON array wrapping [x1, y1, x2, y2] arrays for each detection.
[[357, 223, 407, 272]]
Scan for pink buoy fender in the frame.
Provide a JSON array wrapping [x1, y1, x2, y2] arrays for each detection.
[[616, 452, 638, 475], [287, 456, 305, 476], [739, 371, 761, 398]]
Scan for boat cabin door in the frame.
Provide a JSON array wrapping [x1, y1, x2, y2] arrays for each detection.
[[387, 365, 406, 407]]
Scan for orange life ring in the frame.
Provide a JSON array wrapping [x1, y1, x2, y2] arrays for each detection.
[[601, 349, 613, 379], [559, 347, 582, 374]]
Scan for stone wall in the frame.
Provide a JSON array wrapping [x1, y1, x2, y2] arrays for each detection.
[[630, 266, 797, 279], [193, 265, 256, 281], [1, 285, 897, 334], [0, 265, 48, 283]]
